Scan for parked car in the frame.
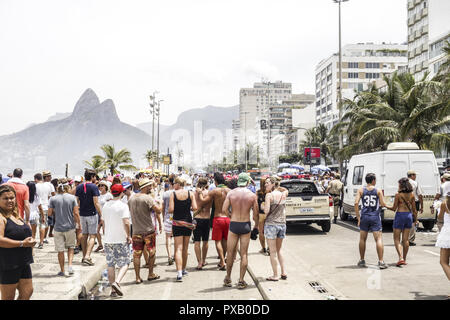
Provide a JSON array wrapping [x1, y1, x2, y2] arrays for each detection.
[[281, 179, 333, 232]]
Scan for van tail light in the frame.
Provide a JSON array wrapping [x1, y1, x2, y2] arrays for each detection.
[[329, 196, 333, 207]]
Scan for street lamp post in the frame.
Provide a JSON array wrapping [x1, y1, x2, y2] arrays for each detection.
[[149, 91, 159, 168], [292, 126, 312, 171], [156, 99, 163, 169], [333, 0, 348, 175], [243, 111, 250, 172]]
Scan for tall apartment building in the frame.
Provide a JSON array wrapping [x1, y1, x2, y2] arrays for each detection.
[[407, 0, 450, 80], [239, 81, 292, 154], [315, 43, 407, 129]]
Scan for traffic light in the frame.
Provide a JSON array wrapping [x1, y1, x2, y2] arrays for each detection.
[[260, 120, 267, 130]]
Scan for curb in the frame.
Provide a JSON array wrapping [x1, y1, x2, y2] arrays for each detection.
[[69, 261, 108, 300], [247, 264, 270, 300]]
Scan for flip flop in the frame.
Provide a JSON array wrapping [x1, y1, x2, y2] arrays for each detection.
[[218, 265, 226, 271], [196, 266, 203, 270], [147, 274, 160, 281], [396, 259, 406, 267], [281, 275, 287, 280], [135, 279, 143, 284], [202, 262, 208, 267], [266, 277, 279, 281]]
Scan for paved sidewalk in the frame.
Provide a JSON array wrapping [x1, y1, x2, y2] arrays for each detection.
[[246, 237, 343, 300], [30, 237, 107, 300]]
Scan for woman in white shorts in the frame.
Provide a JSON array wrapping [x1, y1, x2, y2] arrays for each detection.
[[436, 196, 450, 299]]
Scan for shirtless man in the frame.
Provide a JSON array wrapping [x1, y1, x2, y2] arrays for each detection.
[[198, 172, 230, 270], [222, 173, 259, 289], [193, 177, 212, 270]]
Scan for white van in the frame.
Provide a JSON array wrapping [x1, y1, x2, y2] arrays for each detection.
[[340, 142, 440, 230]]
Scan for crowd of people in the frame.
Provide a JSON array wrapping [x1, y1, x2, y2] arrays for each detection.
[[0, 166, 448, 300]]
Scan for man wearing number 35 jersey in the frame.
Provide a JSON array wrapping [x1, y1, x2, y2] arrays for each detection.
[[354, 173, 388, 270]]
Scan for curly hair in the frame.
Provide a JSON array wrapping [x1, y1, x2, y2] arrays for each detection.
[[398, 177, 413, 193]]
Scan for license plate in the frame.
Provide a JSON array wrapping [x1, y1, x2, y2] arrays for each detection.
[[300, 208, 314, 213]]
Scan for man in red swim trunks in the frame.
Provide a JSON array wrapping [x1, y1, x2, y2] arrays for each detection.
[[198, 172, 230, 270]]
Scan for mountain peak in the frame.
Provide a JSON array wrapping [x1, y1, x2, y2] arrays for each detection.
[[72, 88, 100, 117]]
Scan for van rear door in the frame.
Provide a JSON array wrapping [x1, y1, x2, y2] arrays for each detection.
[[383, 153, 409, 196], [408, 152, 440, 196]]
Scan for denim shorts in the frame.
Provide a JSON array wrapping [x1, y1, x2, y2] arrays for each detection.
[[359, 214, 382, 232], [104, 243, 130, 268], [264, 224, 286, 239], [393, 212, 413, 230]]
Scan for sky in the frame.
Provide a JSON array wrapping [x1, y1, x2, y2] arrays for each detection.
[[0, 0, 407, 136]]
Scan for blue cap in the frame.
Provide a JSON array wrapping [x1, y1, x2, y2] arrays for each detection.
[[122, 182, 132, 189]]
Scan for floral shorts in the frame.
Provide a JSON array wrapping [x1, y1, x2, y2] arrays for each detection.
[[104, 243, 130, 268], [132, 232, 156, 252]]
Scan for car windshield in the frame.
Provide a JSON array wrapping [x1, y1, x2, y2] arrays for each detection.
[[281, 181, 318, 194]]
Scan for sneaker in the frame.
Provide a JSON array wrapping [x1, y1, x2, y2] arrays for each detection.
[[38, 244, 44, 249], [57, 271, 65, 277], [182, 270, 188, 276], [357, 259, 366, 267], [110, 291, 118, 298], [176, 275, 183, 282], [378, 261, 388, 269], [74, 247, 80, 254], [111, 282, 123, 296], [259, 248, 267, 254], [43, 239, 49, 244], [409, 242, 416, 246], [68, 266, 74, 275]]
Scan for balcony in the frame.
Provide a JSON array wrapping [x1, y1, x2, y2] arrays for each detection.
[[422, 25, 428, 34], [423, 61, 429, 69], [414, 0, 421, 5], [422, 7, 428, 17], [408, 34, 414, 43], [408, 1, 414, 10], [421, 43, 428, 52], [408, 17, 415, 26], [415, 30, 421, 39], [409, 51, 415, 59]]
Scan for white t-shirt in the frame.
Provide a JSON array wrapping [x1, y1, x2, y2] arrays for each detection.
[[442, 181, 450, 197], [101, 199, 131, 244], [99, 192, 113, 208], [29, 194, 41, 221], [409, 178, 423, 201], [36, 182, 54, 210]]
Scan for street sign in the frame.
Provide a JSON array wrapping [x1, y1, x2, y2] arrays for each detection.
[[304, 148, 321, 159], [163, 154, 172, 165]]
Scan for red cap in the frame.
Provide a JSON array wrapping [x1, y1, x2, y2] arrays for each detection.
[[111, 184, 124, 196]]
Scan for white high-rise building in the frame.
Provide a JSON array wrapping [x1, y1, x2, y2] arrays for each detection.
[[239, 81, 292, 154], [407, 0, 450, 80], [315, 43, 408, 130]]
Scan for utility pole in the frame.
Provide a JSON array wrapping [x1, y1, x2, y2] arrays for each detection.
[[156, 99, 163, 169], [243, 111, 249, 172], [333, 0, 348, 174]]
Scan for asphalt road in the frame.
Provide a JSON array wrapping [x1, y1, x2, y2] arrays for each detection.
[[89, 218, 448, 300]]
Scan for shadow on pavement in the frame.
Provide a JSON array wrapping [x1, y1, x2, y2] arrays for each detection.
[[197, 284, 257, 294], [286, 224, 326, 235], [410, 291, 448, 300]]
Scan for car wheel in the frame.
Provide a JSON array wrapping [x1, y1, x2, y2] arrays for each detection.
[[321, 220, 331, 232], [340, 206, 348, 221], [421, 220, 435, 231]]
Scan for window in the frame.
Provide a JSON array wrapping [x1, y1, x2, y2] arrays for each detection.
[[366, 73, 380, 79], [348, 72, 359, 79], [352, 166, 364, 185], [316, 110, 320, 116], [327, 104, 332, 111], [365, 62, 380, 68], [349, 62, 358, 68], [327, 74, 332, 82]]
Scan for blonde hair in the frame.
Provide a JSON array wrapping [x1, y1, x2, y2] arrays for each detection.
[[57, 178, 71, 194], [174, 177, 186, 187], [267, 176, 280, 191], [0, 185, 20, 219]]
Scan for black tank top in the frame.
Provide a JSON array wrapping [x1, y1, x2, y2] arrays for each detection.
[[173, 191, 192, 223], [0, 217, 33, 271]]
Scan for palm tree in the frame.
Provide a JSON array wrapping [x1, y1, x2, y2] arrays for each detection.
[[84, 155, 107, 174], [299, 124, 334, 165], [332, 72, 450, 159], [96, 144, 137, 175], [144, 150, 158, 167]]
